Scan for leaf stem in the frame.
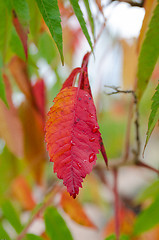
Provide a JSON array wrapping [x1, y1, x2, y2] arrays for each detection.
[[113, 169, 120, 240]]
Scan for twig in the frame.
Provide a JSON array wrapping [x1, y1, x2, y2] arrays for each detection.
[[16, 184, 62, 240], [136, 160, 159, 175], [113, 169, 120, 240], [104, 85, 141, 160], [110, 0, 144, 8]]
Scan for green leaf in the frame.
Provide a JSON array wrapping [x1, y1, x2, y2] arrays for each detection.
[[136, 179, 159, 203], [44, 207, 73, 240], [23, 234, 43, 240], [35, 0, 64, 64], [1, 200, 23, 233], [137, 2, 159, 99], [0, 69, 8, 106], [0, 223, 11, 240], [12, 0, 30, 28], [10, 28, 25, 60], [134, 197, 159, 234], [0, 1, 12, 64], [27, 0, 41, 43], [69, 0, 93, 51], [38, 32, 57, 64], [105, 234, 116, 240], [144, 82, 159, 150], [83, 0, 95, 38]]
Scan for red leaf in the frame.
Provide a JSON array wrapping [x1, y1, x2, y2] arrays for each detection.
[[61, 67, 81, 90], [12, 10, 28, 59], [80, 52, 108, 166], [32, 79, 46, 121], [45, 87, 101, 198], [80, 52, 92, 97]]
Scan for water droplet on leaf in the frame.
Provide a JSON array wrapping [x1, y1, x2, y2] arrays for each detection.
[[77, 162, 81, 168], [71, 140, 75, 146], [89, 153, 96, 163], [92, 125, 99, 133], [89, 137, 95, 142]]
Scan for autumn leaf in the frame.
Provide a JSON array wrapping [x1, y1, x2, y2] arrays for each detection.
[[11, 176, 36, 210], [61, 67, 81, 90], [60, 191, 96, 228], [32, 79, 46, 121], [45, 86, 101, 198], [12, 10, 28, 59], [0, 74, 24, 157], [9, 56, 32, 101]]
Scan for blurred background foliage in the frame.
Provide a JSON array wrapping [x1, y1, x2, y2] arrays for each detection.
[[0, 0, 159, 239]]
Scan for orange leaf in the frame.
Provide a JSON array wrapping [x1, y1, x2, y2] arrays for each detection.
[[12, 10, 28, 59], [19, 100, 46, 184], [11, 176, 36, 210], [60, 191, 96, 228], [0, 74, 24, 157], [103, 207, 136, 238], [45, 86, 101, 198], [121, 39, 138, 89], [9, 56, 32, 101]]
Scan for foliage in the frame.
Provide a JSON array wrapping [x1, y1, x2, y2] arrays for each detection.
[[0, 0, 159, 240]]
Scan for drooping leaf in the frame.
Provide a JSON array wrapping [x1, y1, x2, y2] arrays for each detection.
[[9, 56, 32, 101], [12, 10, 28, 59], [144, 82, 159, 151], [136, 179, 159, 203], [12, 0, 30, 28], [137, 2, 159, 99], [69, 0, 93, 51], [45, 86, 101, 198], [60, 191, 96, 228], [23, 234, 43, 240], [38, 32, 57, 64], [134, 197, 159, 234], [105, 235, 116, 240], [137, 0, 157, 53], [80, 52, 108, 166], [44, 207, 73, 240], [27, 0, 41, 43], [18, 99, 46, 184], [1, 200, 23, 233], [32, 79, 46, 121], [0, 1, 12, 64], [35, 0, 64, 64], [0, 74, 24, 157], [0, 223, 10, 240], [61, 67, 81, 90], [0, 68, 8, 106], [83, 0, 95, 37], [11, 176, 36, 210], [10, 28, 25, 60]]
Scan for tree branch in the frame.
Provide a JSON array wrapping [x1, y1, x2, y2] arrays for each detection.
[[110, 0, 144, 8]]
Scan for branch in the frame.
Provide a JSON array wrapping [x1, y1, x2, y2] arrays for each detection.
[[16, 184, 62, 240], [113, 169, 120, 240], [105, 85, 141, 160], [110, 0, 144, 8]]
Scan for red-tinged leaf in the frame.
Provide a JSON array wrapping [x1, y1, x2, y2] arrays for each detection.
[[11, 176, 36, 210], [80, 52, 108, 166], [0, 74, 24, 157], [12, 10, 28, 59], [60, 191, 96, 228], [9, 56, 32, 101], [18, 100, 46, 184], [80, 52, 92, 97], [45, 86, 101, 198], [61, 67, 81, 90], [32, 79, 46, 121]]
